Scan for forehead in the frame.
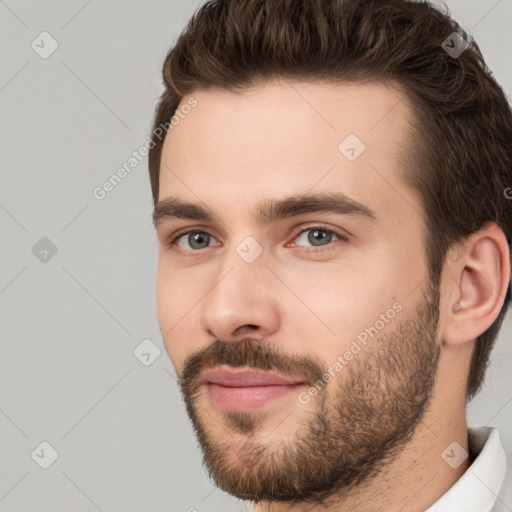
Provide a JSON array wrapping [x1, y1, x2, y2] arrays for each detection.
[[158, 80, 421, 228]]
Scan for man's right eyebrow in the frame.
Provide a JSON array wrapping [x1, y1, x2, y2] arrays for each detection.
[[153, 198, 213, 227], [152, 192, 378, 228]]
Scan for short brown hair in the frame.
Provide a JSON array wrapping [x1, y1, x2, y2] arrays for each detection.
[[148, 0, 512, 401]]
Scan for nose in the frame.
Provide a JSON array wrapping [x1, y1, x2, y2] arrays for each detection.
[[199, 251, 281, 342]]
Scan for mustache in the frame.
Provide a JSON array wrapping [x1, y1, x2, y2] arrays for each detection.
[[178, 338, 326, 395]]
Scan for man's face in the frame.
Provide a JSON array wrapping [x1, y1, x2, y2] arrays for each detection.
[[154, 81, 441, 504]]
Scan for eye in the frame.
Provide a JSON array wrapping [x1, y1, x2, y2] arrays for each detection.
[[169, 230, 218, 253], [289, 226, 347, 252]]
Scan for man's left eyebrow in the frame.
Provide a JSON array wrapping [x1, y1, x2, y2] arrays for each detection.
[[152, 192, 378, 228]]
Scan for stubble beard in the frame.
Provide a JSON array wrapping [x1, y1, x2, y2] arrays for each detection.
[[176, 281, 441, 507]]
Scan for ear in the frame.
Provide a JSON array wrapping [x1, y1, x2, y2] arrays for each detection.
[[442, 223, 510, 347]]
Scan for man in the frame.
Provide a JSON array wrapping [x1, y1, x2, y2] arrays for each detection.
[[148, 0, 512, 510]]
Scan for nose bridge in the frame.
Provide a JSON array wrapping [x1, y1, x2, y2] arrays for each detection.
[[211, 230, 270, 297], [205, 238, 269, 310], [199, 238, 279, 339]]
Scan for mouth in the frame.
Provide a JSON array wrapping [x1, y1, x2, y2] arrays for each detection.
[[200, 366, 307, 412]]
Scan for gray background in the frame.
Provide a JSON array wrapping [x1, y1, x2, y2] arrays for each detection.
[[0, 1, 511, 511]]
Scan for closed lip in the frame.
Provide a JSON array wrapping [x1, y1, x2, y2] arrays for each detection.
[[200, 366, 306, 387]]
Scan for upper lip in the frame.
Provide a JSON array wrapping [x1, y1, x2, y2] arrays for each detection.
[[200, 366, 306, 387]]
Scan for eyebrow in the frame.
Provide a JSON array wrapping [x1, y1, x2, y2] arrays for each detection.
[[153, 191, 377, 229]]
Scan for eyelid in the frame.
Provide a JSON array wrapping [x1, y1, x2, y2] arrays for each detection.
[[167, 225, 220, 246], [288, 225, 349, 247]]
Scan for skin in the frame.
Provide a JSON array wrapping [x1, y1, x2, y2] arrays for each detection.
[[154, 80, 510, 511]]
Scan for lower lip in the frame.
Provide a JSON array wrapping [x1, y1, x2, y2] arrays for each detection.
[[205, 383, 306, 412]]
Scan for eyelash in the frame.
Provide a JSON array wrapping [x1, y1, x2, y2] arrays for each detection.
[[165, 225, 348, 257]]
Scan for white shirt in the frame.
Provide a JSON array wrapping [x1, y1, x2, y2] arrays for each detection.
[[426, 426, 512, 512]]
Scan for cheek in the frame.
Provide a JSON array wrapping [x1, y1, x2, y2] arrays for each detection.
[[155, 264, 194, 364], [156, 265, 175, 328], [284, 262, 403, 357], [156, 259, 199, 325]]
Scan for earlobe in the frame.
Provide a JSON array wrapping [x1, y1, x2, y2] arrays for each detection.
[[443, 224, 510, 346]]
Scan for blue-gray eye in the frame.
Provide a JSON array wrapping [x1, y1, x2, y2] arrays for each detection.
[[294, 228, 340, 247]]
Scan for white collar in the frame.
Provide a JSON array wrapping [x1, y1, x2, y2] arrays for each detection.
[[426, 426, 507, 512]]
